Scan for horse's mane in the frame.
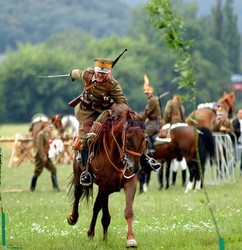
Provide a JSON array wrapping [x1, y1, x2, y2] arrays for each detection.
[[110, 103, 141, 122], [217, 92, 235, 109]]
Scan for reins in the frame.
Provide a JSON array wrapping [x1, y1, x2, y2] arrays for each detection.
[[103, 121, 143, 179]]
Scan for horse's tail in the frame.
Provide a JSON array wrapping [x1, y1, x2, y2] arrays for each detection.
[[198, 126, 215, 166]]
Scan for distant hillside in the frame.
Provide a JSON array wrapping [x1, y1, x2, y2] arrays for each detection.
[[0, 0, 130, 52]]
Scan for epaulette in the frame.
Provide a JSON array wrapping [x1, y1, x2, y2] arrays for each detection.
[[82, 68, 95, 85]]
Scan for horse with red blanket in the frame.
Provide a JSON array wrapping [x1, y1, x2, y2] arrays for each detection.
[[67, 106, 147, 248]]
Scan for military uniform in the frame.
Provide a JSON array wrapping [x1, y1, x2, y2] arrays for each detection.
[[30, 123, 60, 191], [34, 130, 56, 176], [211, 116, 234, 133], [164, 99, 185, 124], [70, 58, 128, 186], [72, 67, 128, 149], [144, 95, 163, 137]]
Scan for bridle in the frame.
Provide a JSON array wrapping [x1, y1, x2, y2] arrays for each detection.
[[103, 121, 145, 179]]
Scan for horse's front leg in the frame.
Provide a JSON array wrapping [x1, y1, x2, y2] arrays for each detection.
[[157, 164, 164, 190], [165, 160, 171, 189], [124, 178, 138, 248], [87, 188, 103, 239]]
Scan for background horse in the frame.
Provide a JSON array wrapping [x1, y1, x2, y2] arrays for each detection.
[[67, 106, 146, 248], [152, 124, 215, 192], [61, 114, 79, 138], [29, 113, 64, 147], [186, 91, 235, 129]]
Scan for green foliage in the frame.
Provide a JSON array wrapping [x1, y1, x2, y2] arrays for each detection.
[[146, 0, 197, 108], [211, 0, 241, 73], [0, 44, 79, 122]]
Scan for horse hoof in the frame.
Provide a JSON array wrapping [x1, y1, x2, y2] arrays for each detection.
[[67, 214, 78, 225], [87, 230, 94, 239], [126, 239, 137, 248]]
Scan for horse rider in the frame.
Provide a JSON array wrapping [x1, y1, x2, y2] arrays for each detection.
[[211, 106, 234, 133], [30, 121, 60, 192], [142, 73, 163, 156], [69, 58, 161, 186], [163, 94, 187, 187]]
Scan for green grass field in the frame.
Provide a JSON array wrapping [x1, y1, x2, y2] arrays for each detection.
[[0, 124, 241, 249]]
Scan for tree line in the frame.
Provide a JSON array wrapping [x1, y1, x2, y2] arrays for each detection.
[[0, 0, 241, 123]]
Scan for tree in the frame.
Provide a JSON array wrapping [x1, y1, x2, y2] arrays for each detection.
[[211, 0, 224, 41], [223, 0, 241, 72]]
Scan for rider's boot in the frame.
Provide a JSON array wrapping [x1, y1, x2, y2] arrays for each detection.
[[182, 169, 186, 187], [79, 150, 92, 186], [140, 154, 161, 172]]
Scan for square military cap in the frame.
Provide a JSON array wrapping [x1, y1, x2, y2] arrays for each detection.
[[94, 58, 114, 73]]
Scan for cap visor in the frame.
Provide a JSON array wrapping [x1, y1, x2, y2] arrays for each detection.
[[94, 66, 110, 74]]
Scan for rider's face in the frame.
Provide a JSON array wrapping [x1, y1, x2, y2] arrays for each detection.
[[238, 110, 242, 119], [95, 71, 108, 82]]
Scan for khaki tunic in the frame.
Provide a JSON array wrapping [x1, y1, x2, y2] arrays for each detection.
[[34, 130, 56, 177], [211, 117, 234, 133], [74, 68, 128, 149], [164, 100, 184, 124], [143, 95, 163, 136]]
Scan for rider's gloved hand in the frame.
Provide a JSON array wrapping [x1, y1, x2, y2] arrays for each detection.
[[70, 69, 81, 81]]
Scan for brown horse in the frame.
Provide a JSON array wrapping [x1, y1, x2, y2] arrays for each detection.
[[29, 113, 64, 147], [186, 91, 235, 129], [152, 124, 215, 192], [67, 107, 146, 248]]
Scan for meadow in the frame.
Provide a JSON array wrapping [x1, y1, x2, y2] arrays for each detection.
[[0, 124, 241, 250]]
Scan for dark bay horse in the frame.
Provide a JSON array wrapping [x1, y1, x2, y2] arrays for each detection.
[[152, 124, 215, 192], [29, 113, 64, 147], [67, 107, 146, 248], [186, 91, 235, 129]]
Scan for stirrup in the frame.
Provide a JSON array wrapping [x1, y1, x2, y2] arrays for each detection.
[[148, 157, 161, 171], [80, 171, 92, 186]]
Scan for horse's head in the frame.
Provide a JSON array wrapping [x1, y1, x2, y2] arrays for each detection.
[[118, 109, 146, 175], [217, 91, 235, 118], [51, 114, 64, 134]]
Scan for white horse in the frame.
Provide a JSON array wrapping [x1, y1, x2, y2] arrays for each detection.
[[61, 115, 79, 137]]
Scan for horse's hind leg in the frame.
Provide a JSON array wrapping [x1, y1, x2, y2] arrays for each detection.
[[67, 184, 82, 225], [87, 189, 103, 239], [185, 161, 195, 193], [67, 158, 83, 225], [101, 194, 111, 240]]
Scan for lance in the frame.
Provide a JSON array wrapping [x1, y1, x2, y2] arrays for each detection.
[[38, 74, 70, 78]]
